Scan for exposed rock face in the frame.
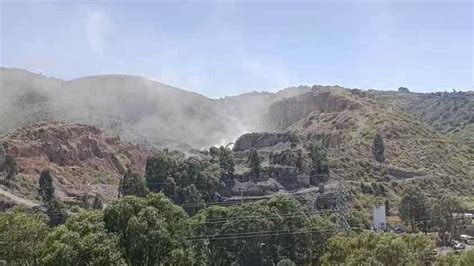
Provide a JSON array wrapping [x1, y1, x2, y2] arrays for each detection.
[[2, 122, 151, 201], [268, 86, 363, 130], [233, 132, 293, 152]]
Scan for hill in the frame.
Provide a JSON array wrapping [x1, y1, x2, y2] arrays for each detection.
[[372, 90, 474, 148], [0, 68, 312, 150], [267, 87, 473, 198], [1, 122, 151, 204]]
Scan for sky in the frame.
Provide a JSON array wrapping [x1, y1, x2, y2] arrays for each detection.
[[1, 0, 472, 98]]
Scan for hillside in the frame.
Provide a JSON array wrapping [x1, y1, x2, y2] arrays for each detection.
[[372, 90, 474, 148], [1, 68, 472, 205], [267, 87, 473, 197], [0, 68, 311, 150], [1, 122, 151, 203]]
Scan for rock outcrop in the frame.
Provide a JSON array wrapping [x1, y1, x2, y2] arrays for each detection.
[[233, 132, 294, 152], [2, 122, 151, 201]]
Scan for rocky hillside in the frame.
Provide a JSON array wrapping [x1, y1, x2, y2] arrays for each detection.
[[267, 86, 473, 197], [373, 90, 474, 148], [0, 68, 311, 149], [1, 122, 151, 202]]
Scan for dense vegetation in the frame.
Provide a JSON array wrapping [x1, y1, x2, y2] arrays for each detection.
[[1, 192, 472, 265]]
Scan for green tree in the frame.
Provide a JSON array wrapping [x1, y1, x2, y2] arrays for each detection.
[[192, 196, 331, 265], [4, 154, 18, 185], [45, 198, 68, 226], [39, 169, 55, 203], [399, 185, 429, 232], [210, 146, 235, 174], [321, 232, 436, 265], [0, 208, 50, 265], [145, 151, 177, 192], [310, 140, 329, 182], [248, 148, 261, 177], [398, 87, 410, 93], [385, 198, 390, 217], [428, 195, 463, 246], [103, 193, 192, 264], [372, 133, 385, 162], [119, 169, 149, 197], [41, 211, 124, 265], [125, 207, 184, 265], [92, 194, 103, 209]]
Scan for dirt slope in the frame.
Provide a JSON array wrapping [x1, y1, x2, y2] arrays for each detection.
[[2, 122, 151, 202]]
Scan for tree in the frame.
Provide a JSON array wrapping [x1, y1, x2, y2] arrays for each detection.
[[125, 207, 179, 265], [39, 169, 55, 203], [210, 146, 235, 174], [0, 208, 50, 265], [191, 196, 331, 265], [119, 169, 149, 197], [398, 87, 410, 93], [81, 193, 90, 209], [103, 193, 193, 264], [428, 195, 463, 246], [145, 152, 177, 192], [4, 154, 18, 185], [218, 146, 235, 174], [399, 185, 429, 232], [92, 194, 103, 209], [310, 140, 329, 182], [248, 148, 261, 177], [385, 198, 390, 217], [372, 133, 385, 162], [321, 232, 436, 265], [45, 198, 68, 226], [41, 211, 124, 265]]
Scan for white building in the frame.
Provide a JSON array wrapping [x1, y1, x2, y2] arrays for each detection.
[[373, 204, 387, 231]]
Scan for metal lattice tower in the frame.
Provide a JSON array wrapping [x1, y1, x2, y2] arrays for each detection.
[[334, 181, 352, 234]]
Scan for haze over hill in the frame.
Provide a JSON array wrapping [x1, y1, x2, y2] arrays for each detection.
[[0, 67, 313, 150], [1, 67, 472, 204]]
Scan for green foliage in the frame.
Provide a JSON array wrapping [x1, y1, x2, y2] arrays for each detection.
[[119, 169, 149, 197], [4, 154, 18, 184], [435, 251, 474, 266], [399, 185, 429, 232], [92, 194, 103, 209], [103, 193, 193, 264], [45, 198, 68, 227], [428, 195, 463, 245], [191, 196, 335, 265], [210, 145, 235, 174], [248, 148, 261, 176], [321, 232, 436, 265], [39, 168, 55, 203], [0, 208, 50, 265], [372, 132, 385, 162], [41, 211, 124, 265], [398, 87, 410, 93], [145, 151, 177, 192], [310, 140, 329, 180], [145, 152, 220, 213]]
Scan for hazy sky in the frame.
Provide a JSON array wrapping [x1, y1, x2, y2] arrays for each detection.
[[1, 0, 472, 98]]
